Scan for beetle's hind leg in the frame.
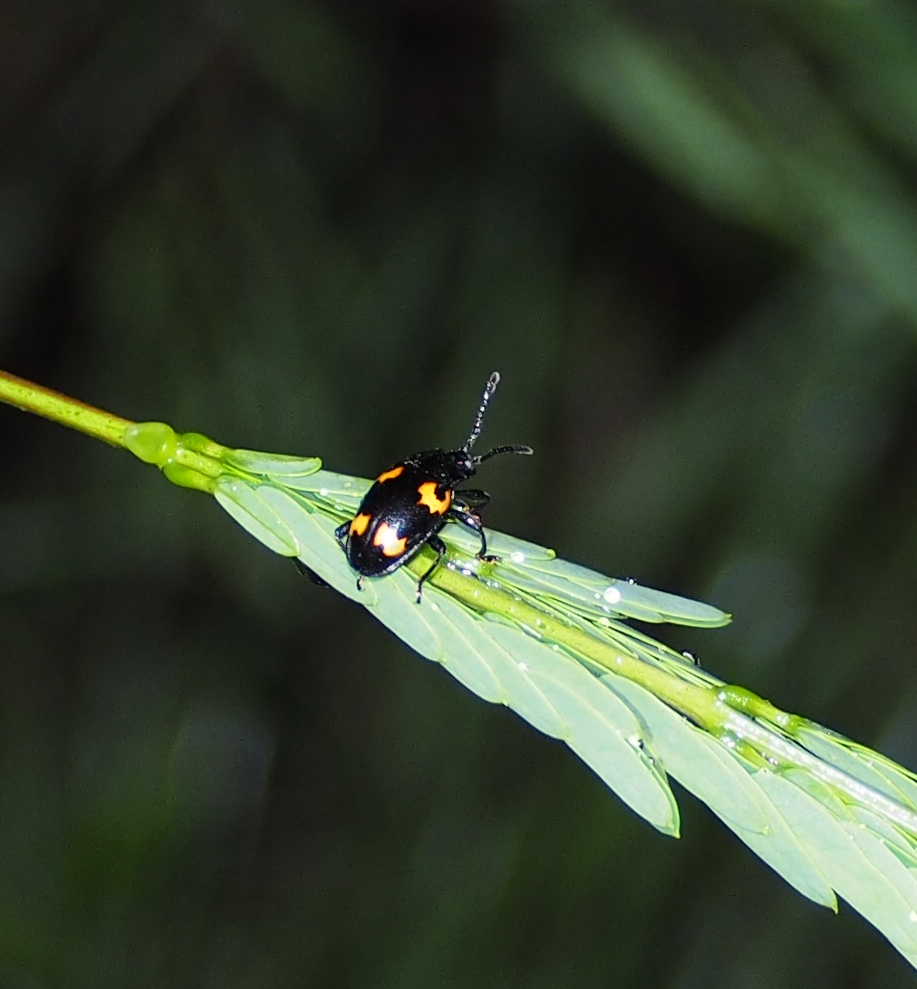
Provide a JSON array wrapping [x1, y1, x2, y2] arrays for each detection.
[[415, 535, 447, 604]]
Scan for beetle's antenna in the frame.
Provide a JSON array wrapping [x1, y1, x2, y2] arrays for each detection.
[[462, 371, 501, 452], [475, 443, 533, 463], [462, 372, 533, 464]]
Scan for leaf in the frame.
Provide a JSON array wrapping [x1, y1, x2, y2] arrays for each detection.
[[607, 675, 837, 908], [797, 725, 917, 814], [756, 772, 917, 964], [216, 472, 680, 833], [214, 478, 299, 556], [211, 454, 917, 972], [425, 524, 731, 628], [481, 623, 679, 834]]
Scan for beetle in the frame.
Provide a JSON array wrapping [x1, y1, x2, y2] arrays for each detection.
[[335, 371, 532, 602]]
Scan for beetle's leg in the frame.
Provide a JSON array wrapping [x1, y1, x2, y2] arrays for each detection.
[[453, 488, 490, 512], [415, 535, 446, 603], [449, 505, 488, 558], [334, 521, 364, 593], [293, 558, 329, 587]]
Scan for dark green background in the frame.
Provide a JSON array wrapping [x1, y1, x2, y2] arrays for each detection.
[[3, 1, 917, 985]]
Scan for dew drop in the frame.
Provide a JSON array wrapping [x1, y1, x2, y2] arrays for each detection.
[[719, 733, 738, 751], [518, 661, 529, 672], [603, 585, 622, 605], [510, 551, 525, 563]]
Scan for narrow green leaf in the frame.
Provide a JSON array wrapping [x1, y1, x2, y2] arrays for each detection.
[[214, 478, 299, 556], [441, 527, 730, 628], [254, 486, 363, 601], [484, 623, 679, 835], [848, 806, 917, 869], [757, 771, 917, 963], [798, 726, 917, 814], [224, 449, 323, 478], [606, 676, 771, 833], [607, 675, 837, 907]]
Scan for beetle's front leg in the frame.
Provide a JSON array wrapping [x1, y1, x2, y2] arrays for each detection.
[[453, 488, 490, 513], [449, 505, 489, 558]]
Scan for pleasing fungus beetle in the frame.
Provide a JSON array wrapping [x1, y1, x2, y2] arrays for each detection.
[[336, 371, 532, 602]]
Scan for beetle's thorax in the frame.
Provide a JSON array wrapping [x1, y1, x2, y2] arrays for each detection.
[[404, 448, 476, 485]]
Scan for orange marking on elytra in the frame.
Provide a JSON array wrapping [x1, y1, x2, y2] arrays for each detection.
[[373, 522, 408, 558], [417, 481, 451, 515], [376, 465, 404, 483], [349, 513, 371, 537]]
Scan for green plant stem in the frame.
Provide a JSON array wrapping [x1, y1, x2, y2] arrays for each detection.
[[0, 369, 134, 446]]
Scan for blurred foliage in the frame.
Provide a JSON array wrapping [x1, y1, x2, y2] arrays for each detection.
[[3, 0, 917, 986]]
